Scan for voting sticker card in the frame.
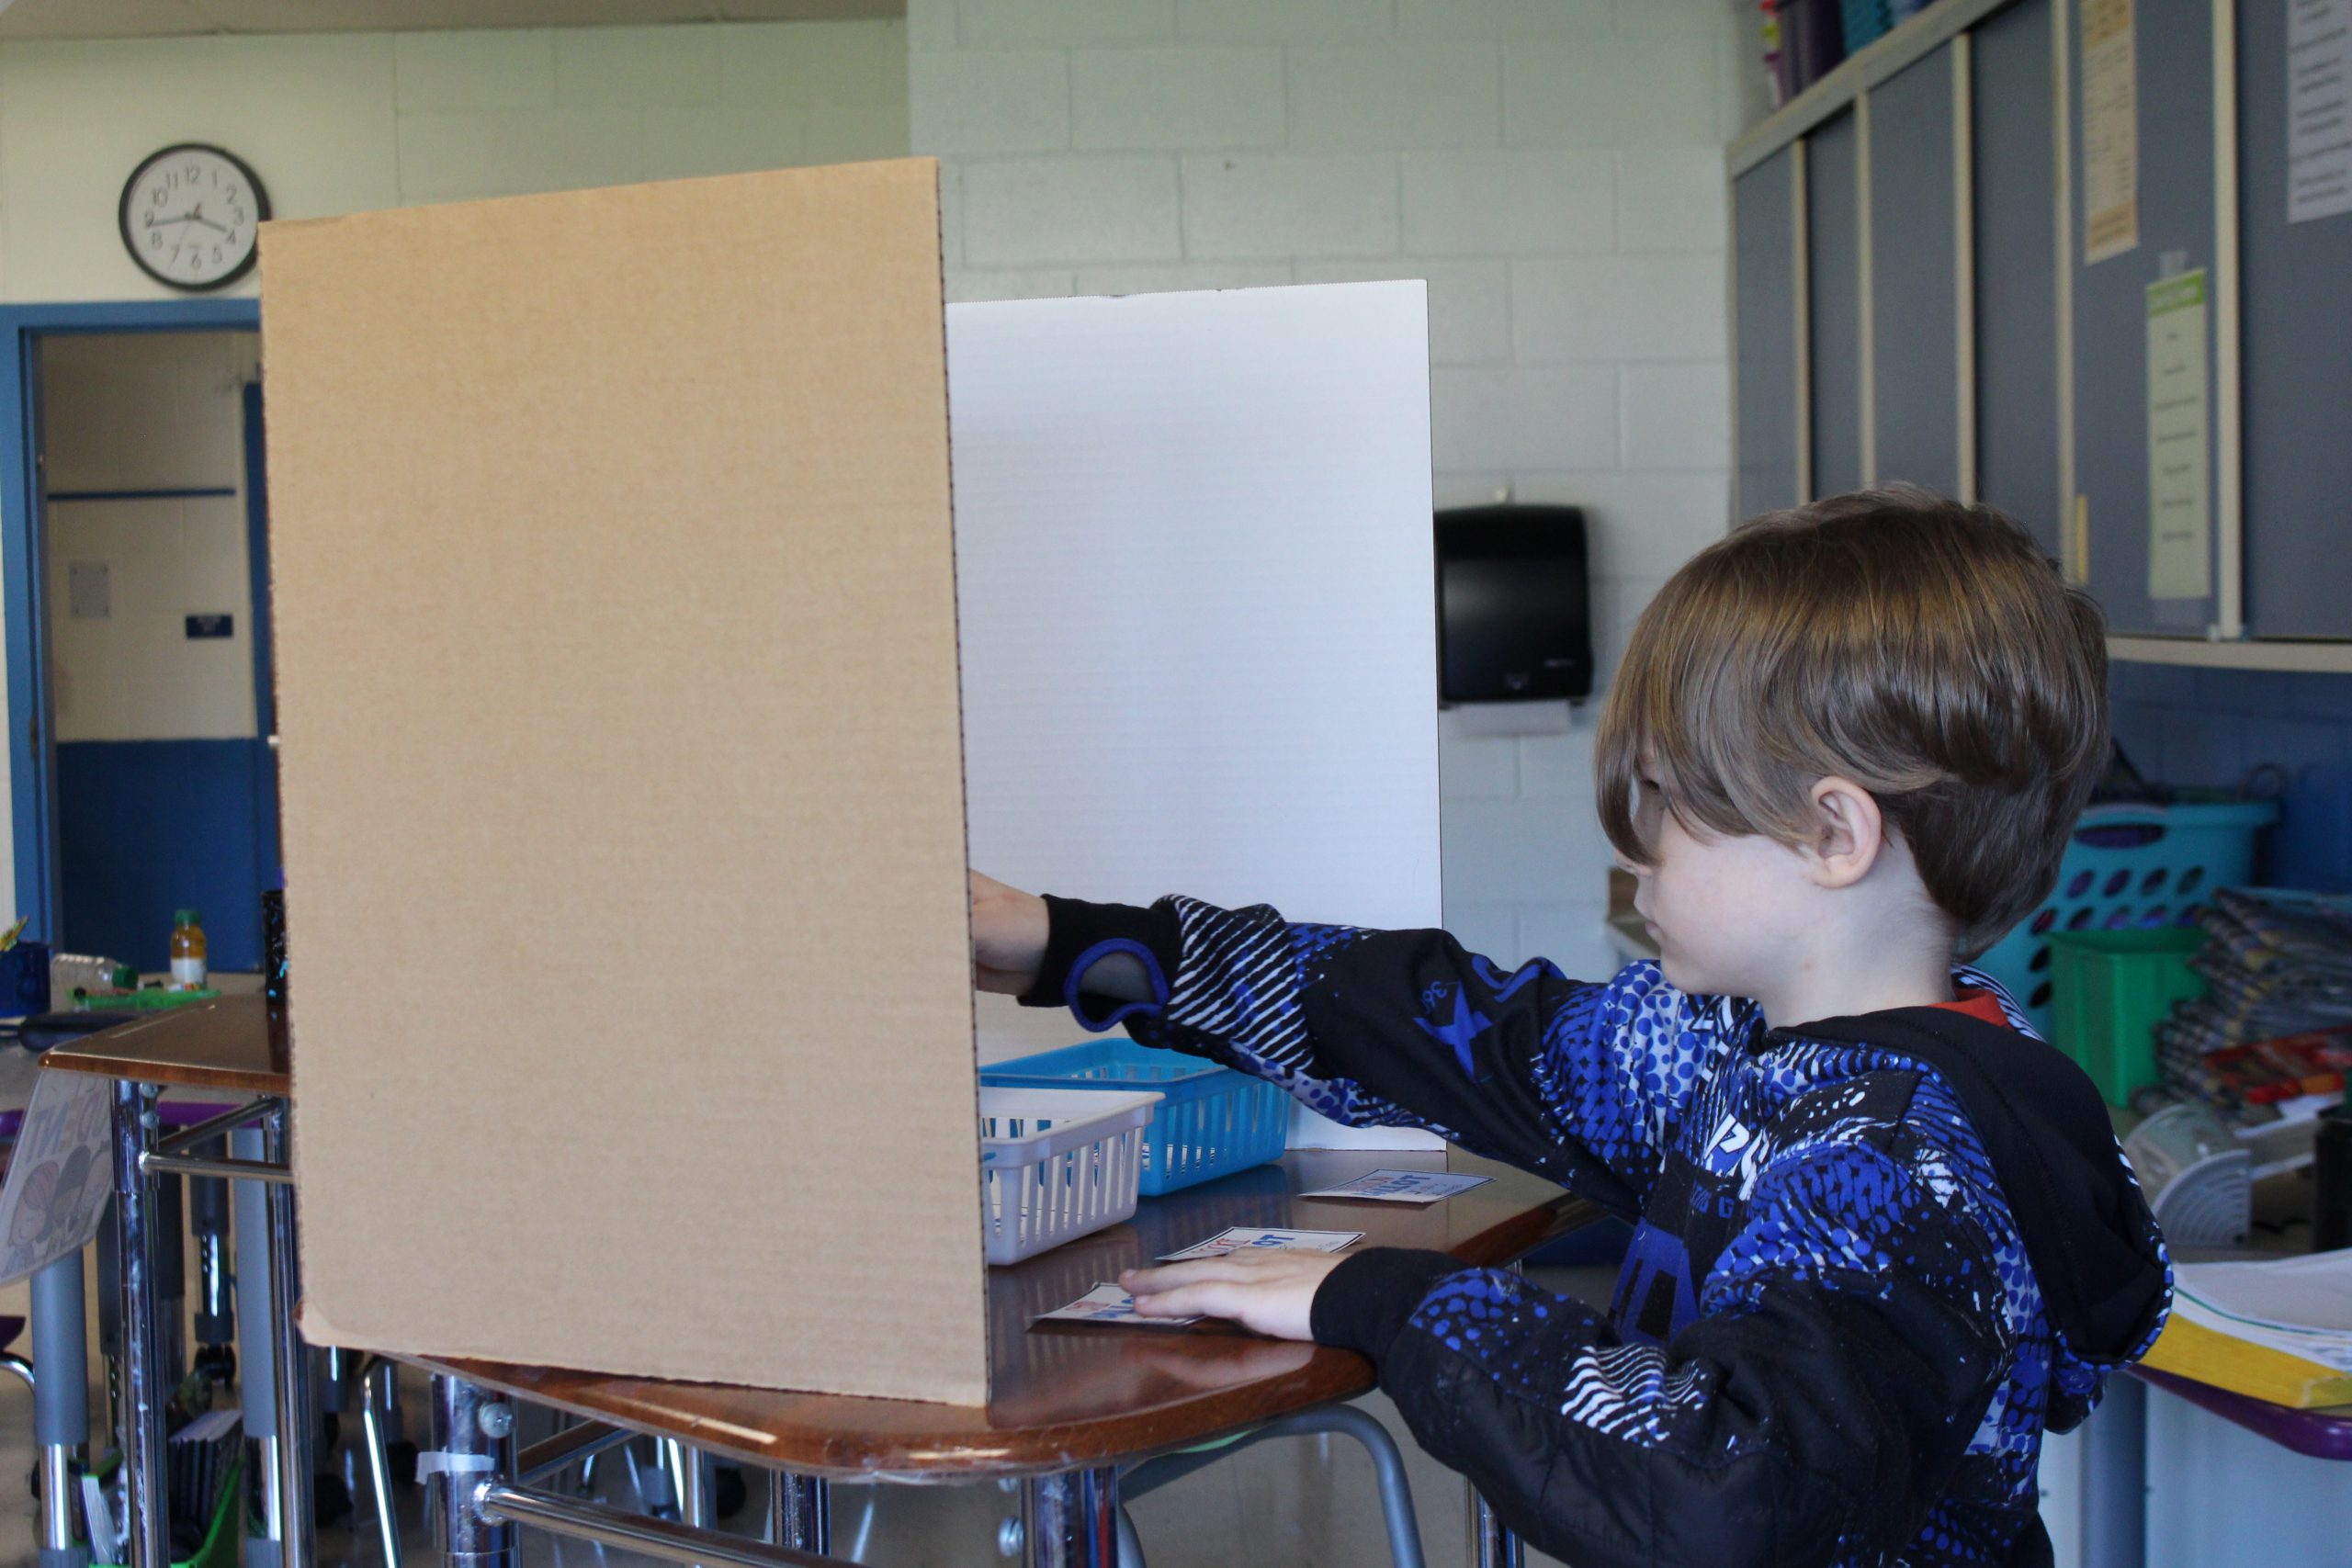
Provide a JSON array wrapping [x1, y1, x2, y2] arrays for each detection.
[[1035, 1283, 1201, 1328], [1303, 1169, 1492, 1204], [1159, 1226, 1365, 1261]]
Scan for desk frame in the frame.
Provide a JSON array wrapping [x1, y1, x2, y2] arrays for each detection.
[[107, 1088, 310, 1568]]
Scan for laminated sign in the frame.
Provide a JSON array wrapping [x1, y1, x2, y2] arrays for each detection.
[[264, 161, 1438, 1405]]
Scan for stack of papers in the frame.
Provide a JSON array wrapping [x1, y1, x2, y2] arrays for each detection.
[[2145, 1250, 2352, 1406]]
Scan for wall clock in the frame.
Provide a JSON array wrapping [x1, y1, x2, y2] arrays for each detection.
[[119, 143, 270, 291]]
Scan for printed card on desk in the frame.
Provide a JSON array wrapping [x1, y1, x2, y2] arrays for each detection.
[[1304, 1169, 1493, 1204], [1036, 1284, 1201, 1328], [1159, 1226, 1366, 1261]]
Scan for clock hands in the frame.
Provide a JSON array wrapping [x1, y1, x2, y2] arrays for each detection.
[[140, 202, 230, 237]]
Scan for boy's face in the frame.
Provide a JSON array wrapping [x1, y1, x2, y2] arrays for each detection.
[[1623, 771, 1815, 1002]]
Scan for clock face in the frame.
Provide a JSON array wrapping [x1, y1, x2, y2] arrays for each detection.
[[119, 144, 270, 292]]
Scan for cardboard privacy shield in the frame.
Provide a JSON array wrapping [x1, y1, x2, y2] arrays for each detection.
[[266, 162, 1442, 1404], [948, 285, 1444, 1151], [264, 162, 988, 1404]]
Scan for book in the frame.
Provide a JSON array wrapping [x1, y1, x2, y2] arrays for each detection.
[[2142, 1312, 2352, 1408], [2148, 1250, 2352, 1408]]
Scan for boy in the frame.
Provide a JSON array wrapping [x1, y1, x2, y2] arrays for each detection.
[[969, 487, 2170, 1567]]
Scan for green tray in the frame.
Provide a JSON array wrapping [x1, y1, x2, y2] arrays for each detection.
[[95, 1452, 243, 1568], [2049, 928, 2208, 1106], [76, 987, 220, 1013]]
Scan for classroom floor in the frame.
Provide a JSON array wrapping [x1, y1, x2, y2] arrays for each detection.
[[0, 1262, 1615, 1567]]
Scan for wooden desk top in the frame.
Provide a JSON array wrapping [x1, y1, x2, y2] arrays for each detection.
[[40, 994, 288, 1097], [393, 1151, 1593, 1480]]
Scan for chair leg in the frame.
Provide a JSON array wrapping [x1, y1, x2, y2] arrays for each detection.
[[358, 1357, 401, 1568], [1119, 1401, 1425, 1568], [1115, 1501, 1148, 1568], [0, 1353, 33, 1392], [1316, 1404, 1426, 1568]]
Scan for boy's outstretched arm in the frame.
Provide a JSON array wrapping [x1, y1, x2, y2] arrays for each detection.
[[969, 873, 1746, 1212]]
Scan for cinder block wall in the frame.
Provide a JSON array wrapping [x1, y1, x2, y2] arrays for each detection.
[[0, 21, 906, 301], [914, 0, 1748, 976]]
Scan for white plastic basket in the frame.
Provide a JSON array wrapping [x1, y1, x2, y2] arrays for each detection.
[[979, 1085, 1161, 1267]]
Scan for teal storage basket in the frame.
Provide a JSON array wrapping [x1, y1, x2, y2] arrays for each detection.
[[1841, 0, 1894, 49], [980, 1040, 1287, 1196], [1973, 799, 2275, 1038]]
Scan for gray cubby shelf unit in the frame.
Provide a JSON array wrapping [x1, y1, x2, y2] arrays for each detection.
[[1727, 0, 2352, 672]]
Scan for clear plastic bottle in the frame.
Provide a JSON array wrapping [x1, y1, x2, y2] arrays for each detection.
[[51, 953, 136, 1001], [169, 909, 209, 991]]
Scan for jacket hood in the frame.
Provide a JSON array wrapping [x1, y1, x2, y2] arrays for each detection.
[[1795, 1003, 2174, 1430]]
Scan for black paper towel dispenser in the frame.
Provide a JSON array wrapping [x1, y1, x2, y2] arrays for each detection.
[[1434, 503, 1592, 705]]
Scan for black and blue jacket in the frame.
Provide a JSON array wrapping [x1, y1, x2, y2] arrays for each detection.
[[1023, 894, 2172, 1568]]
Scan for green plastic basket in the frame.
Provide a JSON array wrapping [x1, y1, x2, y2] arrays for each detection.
[[95, 1451, 243, 1568], [2049, 928, 2209, 1106]]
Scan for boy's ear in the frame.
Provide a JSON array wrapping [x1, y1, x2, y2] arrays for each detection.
[[1804, 775, 1884, 889]]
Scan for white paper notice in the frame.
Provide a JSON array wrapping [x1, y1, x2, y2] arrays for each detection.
[[1304, 1168, 1493, 1204], [949, 283, 1443, 1153], [2290, 0, 2352, 223], [2145, 270, 2211, 601], [2083, 0, 2139, 263], [1159, 1226, 1365, 1260], [1035, 1284, 1200, 1328]]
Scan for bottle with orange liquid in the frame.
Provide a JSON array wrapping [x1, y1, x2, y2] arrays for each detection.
[[169, 908, 208, 991]]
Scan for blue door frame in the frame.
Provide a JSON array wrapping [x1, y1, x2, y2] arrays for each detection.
[[0, 298, 262, 942]]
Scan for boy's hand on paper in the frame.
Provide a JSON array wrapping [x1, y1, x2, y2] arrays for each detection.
[[970, 870, 1049, 995], [1118, 1252, 1347, 1341]]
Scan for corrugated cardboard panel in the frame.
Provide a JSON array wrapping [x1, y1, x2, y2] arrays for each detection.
[[263, 161, 989, 1404], [948, 283, 1443, 1150]]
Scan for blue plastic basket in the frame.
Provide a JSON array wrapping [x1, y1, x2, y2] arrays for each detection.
[[980, 1040, 1288, 1196], [1973, 799, 2277, 1038], [1840, 0, 1894, 51]]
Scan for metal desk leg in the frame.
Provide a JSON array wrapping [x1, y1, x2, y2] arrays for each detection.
[[1467, 1485, 1522, 1568], [430, 1377, 517, 1568], [30, 1251, 91, 1568], [264, 1103, 314, 1568], [2078, 1373, 2148, 1568], [111, 1080, 169, 1568], [680, 1442, 713, 1568], [1024, 1467, 1118, 1568], [189, 1143, 233, 1369], [767, 1471, 830, 1553], [232, 1123, 283, 1568], [359, 1359, 401, 1568]]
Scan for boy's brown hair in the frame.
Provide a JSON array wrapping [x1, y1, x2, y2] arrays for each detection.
[[1595, 485, 2109, 959]]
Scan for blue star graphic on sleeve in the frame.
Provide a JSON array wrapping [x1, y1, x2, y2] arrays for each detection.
[[1415, 987, 1493, 1077]]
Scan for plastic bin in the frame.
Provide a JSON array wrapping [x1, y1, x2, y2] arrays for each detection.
[[978, 1085, 1160, 1266], [1973, 799, 2275, 1037], [96, 1451, 243, 1568], [2049, 928, 2210, 1106], [1840, 0, 1894, 50], [982, 1039, 1289, 1196]]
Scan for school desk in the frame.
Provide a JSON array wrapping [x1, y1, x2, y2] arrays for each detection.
[[386, 1149, 1591, 1568], [41, 994, 312, 1568]]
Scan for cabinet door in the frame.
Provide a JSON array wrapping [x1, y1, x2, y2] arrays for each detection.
[[1973, 0, 2063, 556], [1735, 146, 1802, 519], [1808, 109, 1864, 498], [2069, 0, 2222, 635], [1871, 46, 1962, 498], [2238, 0, 2352, 638]]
